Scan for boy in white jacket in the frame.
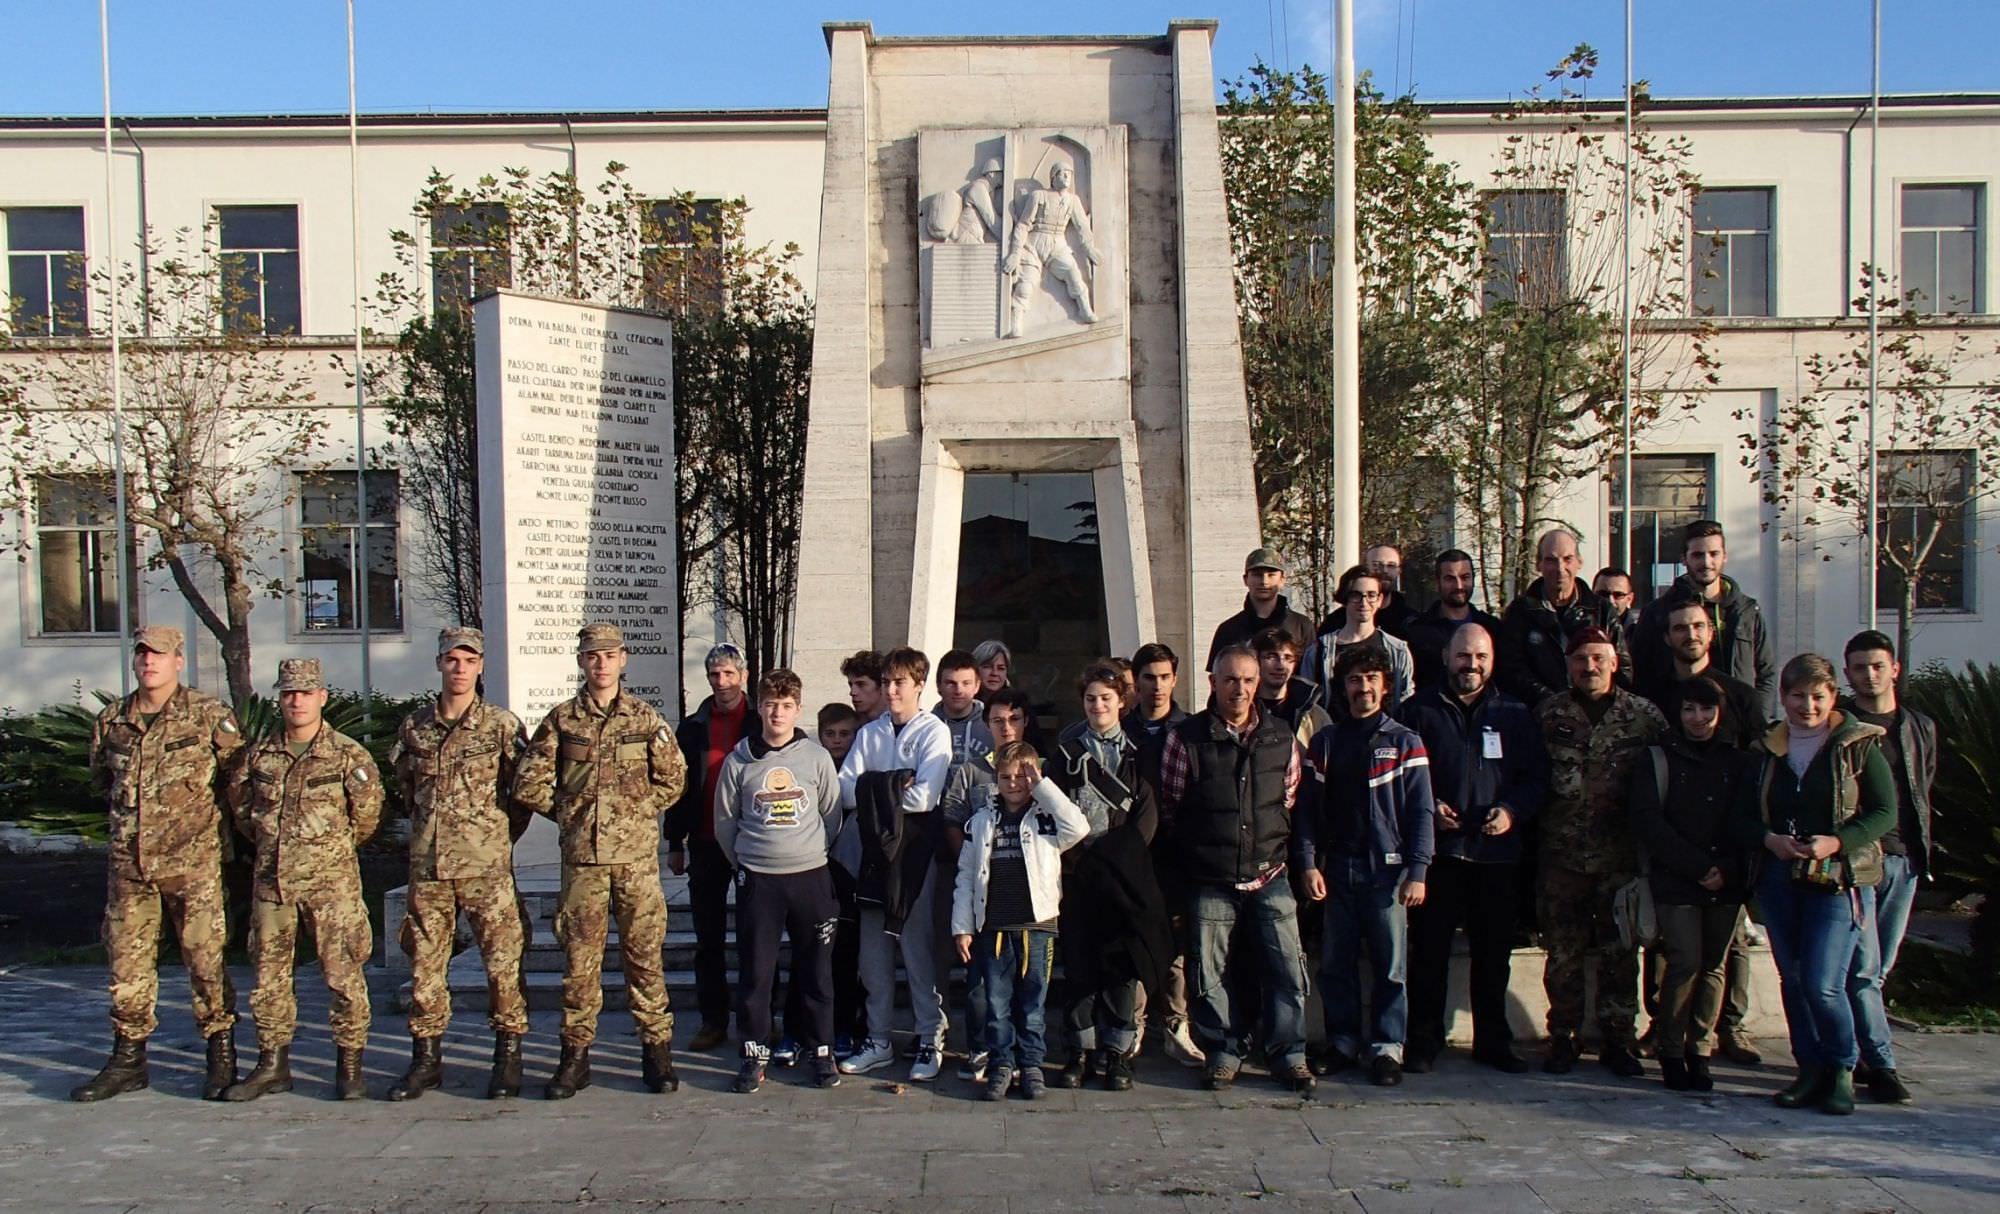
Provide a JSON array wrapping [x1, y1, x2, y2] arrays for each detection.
[[951, 742, 1090, 1101]]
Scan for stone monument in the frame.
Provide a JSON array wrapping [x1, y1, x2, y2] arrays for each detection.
[[791, 22, 1262, 707], [473, 289, 680, 870]]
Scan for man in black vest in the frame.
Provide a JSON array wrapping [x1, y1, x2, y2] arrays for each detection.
[[1156, 646, 1313, 1094]]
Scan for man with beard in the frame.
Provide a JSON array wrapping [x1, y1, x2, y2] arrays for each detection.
[[1402, 550, 1502, 694], [1633, 520, 1775, 710]]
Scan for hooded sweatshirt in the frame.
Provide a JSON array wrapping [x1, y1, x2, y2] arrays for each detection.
[[713, 729, 842, 875]]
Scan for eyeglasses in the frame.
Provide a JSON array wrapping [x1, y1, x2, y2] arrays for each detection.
[[1347, 591, 1382, 603]]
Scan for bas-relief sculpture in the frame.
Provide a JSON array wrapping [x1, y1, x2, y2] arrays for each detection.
[[917, 127, 1128, 380]]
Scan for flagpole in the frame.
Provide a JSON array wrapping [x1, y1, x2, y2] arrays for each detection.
[[1619, 0, 1634, 574], [1863, 0, 1881, 630], [100, 0, 132, 695], [348, 0, 373, 700], [1331, 0, 1361, 570]]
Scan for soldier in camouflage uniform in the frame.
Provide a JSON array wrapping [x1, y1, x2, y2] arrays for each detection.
[[514, 622, 688, 1098], [221, 658, 385, 1102], [73, 625, 246, 1102], [1535, 626, 1667, 1078], [385, 627, 531, 1101]]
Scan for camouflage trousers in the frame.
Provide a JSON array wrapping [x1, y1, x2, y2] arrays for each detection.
[[104, 867, 236, 1040], [1539, 863, 1640, 1047], [556, 852, 672, 1047], [401, 873, 529, 1037], [248, 876, 374, 1050]]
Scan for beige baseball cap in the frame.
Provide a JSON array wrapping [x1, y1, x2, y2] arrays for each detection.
[[133, 625, 185, 654], [274, 658, 325, 692], [577, 622, 625, 653], [438, 626, 485, 656]]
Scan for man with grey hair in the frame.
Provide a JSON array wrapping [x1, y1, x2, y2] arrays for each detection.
[[1498, 529, 1613, 709], [668, 641, 754, 1052]]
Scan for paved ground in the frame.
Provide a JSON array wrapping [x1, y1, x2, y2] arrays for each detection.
[[2, 964, 1996, 1213]]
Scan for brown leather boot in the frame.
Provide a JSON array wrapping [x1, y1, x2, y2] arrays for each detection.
[[545, 1042, 590, 1100], [334, 1046, 369, 1100], [71, 1035, 148, 1102], [488, 1031, 523, 1099], [642, 1040, 680, 1093], [202, 1029, 238, 1101], [386, 1036, 441, 1101], [222, 1044, 292, 1101]]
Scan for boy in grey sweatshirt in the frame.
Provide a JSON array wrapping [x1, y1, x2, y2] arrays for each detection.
[[714, 669, 842, 1092]]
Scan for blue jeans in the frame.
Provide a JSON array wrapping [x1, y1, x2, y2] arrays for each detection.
[[1191, 879, 1309, 1071], [1849, 853, 1918, 1070], [978, 929, 1054, 1070], [1756, 862, 1872, 1069], [1320, 865, 1409, 1061]]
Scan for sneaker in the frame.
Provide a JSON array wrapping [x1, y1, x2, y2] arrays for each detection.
[[1202, 1059, 1239, 1091], [982, 1064, 1014, 1102], [1162, 1018, 1207, 1068], [732, 1046, 769, 1094], [838, 1037, 895, 1075], [1369, 1055, 1403, 1087], [1019, 1066, 1046, 1100], [811, 1045, 842, 1089], [834, 1034, 855, 1059], [1281, 1060, 1317, 1095], [1866, 1067, 1913, 1104], [770, 1037, 800, 1067], [1715, 1033, 1763, 1067], [958, 1051, 990, 1083], [909, 1045, 943, 1083]]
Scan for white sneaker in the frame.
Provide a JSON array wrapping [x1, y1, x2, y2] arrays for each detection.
[[909, 1045, 943, 1083], [957, 1050, 990, 1083], [1164, 1019, 1207, 1068], [838, 1037, 895, 1075]]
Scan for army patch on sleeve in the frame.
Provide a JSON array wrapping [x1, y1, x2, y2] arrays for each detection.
[[655, 727, 670, 743], [219, 719, 239, 733], [352, 768, 371, 783]]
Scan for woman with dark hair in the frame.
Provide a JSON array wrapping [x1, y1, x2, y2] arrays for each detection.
[[1630, 675, 1757, 1092], [1735, 654, 1895, 1115]]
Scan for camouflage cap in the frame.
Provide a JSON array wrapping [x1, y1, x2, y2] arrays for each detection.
[[1245, 546, 1289, 575], [438, 626, 485, 657], [577, 622, 625, 653], [1566, 626, 1616, 655], [274, 657, 326, 692], [132, 625, 184, 654]]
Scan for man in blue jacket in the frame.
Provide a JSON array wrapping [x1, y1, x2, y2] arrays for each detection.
[[1297, 644, 1436, 1086], [1393, 623, 1549, 1073]]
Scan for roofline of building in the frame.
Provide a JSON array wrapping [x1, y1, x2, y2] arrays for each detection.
[[3, 92, 1998, 134]]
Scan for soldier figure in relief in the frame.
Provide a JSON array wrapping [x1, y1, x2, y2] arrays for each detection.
[[74, 625, 245, 1103], [1002, 160, 1102, 336], [513, 621, 689, 1099], [223, 657, 385, 1102], [386, 627, 532, 1101]]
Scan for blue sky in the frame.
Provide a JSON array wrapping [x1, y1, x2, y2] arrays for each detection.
[[2, 1, 1992, 117]]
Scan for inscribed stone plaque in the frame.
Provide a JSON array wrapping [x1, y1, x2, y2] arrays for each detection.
[[473, 290, 680, 869]]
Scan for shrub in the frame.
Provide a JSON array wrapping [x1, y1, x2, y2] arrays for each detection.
[[1904, 661, 2000, 967]]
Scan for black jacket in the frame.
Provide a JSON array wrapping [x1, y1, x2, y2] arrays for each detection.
[[852, 768, 928, 934], [1167, 708, 1298, 887], [1629, 735, 1757, 905], [1206, 594, 1316, 670], [1393, 684, 1548, 864], [1633, 574, 1777, 708], [1261, 676, 1327, 737], [666, 694, 751, 847], [1060, 821, 1174, 1003], [1497, 578, 1613, 710], [1401, 603, 1503, 693], [1641, 668, 1767, 750], [1837, 696, 1939, 874]]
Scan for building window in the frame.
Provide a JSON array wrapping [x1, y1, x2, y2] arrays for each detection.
[[1878, 449, 1973, 612], [1691, 188, 1772, 317], [299, 470, 402, 632], [430, 203, 510, 313], [6, 206, 88, 336], [216, 205, 301, 335], [1900, 185, 1981, 315], [641, 197, 725, 315], [1608, 454, 1714, 603], [35, 474, 130, 635], [1483, 190, 1566, 308]]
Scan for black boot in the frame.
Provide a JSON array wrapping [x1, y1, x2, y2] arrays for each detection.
[[387, 1037, 442, 1102], [222, 1044, 292, 1102], [202, 1029, 237, 1101], [545, 1042, 590, 1100], [1103, 1049, 1135, 1092], [1685, 1051, 1714, 1092], [1660, 1055, 1691, 1091], [642, 1040, 680, 1093], [334, 1046, 368, 1101], [70, 1035, 149, 1102], [1055, 1051, 1088, 1089], [488, 1031, 523, 1099]]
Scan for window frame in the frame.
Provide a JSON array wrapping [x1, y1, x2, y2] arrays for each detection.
[[292, 468, 405, 637], [210, 201, 305, 337], [1689, 184, 1776, 318], [1896, 180, 1985, 316], [639, 196, 727, 316], [427, 201, 512, 315], [1480, 188, 1568, 310], [1605, 450, 1719, 604], [4, 202, 91, 337], [26, 472, 138, 642], [1875, 447, 1977, 615]]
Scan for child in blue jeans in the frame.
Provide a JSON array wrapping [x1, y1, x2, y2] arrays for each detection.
[[951, 742, 1089, 1100]]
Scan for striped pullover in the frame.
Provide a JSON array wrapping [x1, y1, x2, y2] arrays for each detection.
[[1293, 711, 1436, 887]]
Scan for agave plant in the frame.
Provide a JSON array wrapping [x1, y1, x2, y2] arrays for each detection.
[[1904, 661, 2000, 969]]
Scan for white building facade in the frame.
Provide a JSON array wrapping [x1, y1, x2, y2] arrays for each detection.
[[1, 91, 1995, 712]]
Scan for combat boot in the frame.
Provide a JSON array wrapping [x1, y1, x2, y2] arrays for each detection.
[[202, 1029, 238, 1101], [386, 1036, 442, 1101], [222, 1044, 293, 1101], [334, 1046, 369, 1100], [488, 1031, 523, 1099], [642, 1040, 680, 1093], [544, 1041, 590, 1100], [70, 1035, 149, 1102]]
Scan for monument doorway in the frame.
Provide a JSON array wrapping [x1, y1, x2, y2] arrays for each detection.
[[953, 471, 1109, 731]]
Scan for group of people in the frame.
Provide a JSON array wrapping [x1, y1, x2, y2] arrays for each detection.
[[68, 517, 1933, 1118]]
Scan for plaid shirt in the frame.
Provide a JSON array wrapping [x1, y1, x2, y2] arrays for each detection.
[[1158, 706, 1302, 891]]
